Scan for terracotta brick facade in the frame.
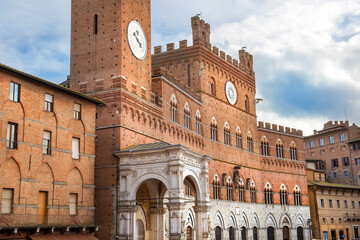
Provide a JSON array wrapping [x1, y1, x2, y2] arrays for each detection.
[[305, 121, 360, 185], [0, 64, 100, 238], [68, 1, 310, 239]]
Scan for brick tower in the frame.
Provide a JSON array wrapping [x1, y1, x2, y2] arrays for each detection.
[[69, 1, 152, 239], [70, 0, 152, 94]]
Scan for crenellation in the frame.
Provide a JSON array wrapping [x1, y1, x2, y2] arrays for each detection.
[[258, 122, 303, 136], [154, 45, 162, 54], [166, 43, 175, 51], [212, 46, 219, 56], [179, 40, 187, 49], [226, 55, 232, 63], [220, 51, 226, 60], [285, 127, 291, 134], [233, 59, 239, 67]]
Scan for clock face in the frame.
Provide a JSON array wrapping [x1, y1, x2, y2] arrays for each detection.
[[225, 81, 237, 105], [127, 20, 147, 60]]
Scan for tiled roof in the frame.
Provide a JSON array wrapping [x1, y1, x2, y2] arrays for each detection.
[[308, 181, 360, 190], [0, 63, 103, 105], [119, 142, 178, 153]]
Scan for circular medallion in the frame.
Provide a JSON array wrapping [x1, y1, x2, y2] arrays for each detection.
[[127, 20, 147, 60], [225, 81, 237, 105]]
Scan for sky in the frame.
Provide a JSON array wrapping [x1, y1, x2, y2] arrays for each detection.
[[1, 0, 360, 136]]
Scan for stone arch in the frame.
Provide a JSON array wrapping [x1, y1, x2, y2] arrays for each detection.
[[0, 157, 21, 202], [214, 211, 225, 229], [130, 174, 170, 201], [295, 215, 305, 227], [228, 212, 237, 229], [265, 213, 277, 228], [183, 170, 203, 201], [185, 208, 196, 228], [280, 213, 292, 228], [240, 212, 249, 228], [170, 93, 178, 106], [251, 213, 260, 228]]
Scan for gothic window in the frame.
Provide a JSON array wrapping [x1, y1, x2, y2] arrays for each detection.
[[226, 177, 233, 201], [294, 186, 301, 206], [280, 184, 287, 205], [276, 139, 283, 159], [213, 175, 220, 200], [170, 94, 177, 123], [290, 142, 297, 160], [261, 136, 269, 156], [236, 127, 242, 149], [211, 117, 218, 141], [247, 132, 253, 152], [224, 122, 230, 145], [264, 183, 272, 204], [245, 95, 250, 112], [250, 181, 256, 203], [239, 179, 245, 202], [184, 103, 191, 129], [196, 110, 201, 135]]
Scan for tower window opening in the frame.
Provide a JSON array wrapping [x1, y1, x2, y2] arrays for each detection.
[[94, 14, 98, 35]]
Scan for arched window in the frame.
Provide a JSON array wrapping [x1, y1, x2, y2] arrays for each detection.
[[267, 227, 275, 240], [210, 78, 216, 96], [276, 139, 283, 158], [261, 136, 269, 156], [297, 227, 304, 240], [184, 103, 190, 129], [245, 95, 250, 112], [224, 122, 230, 145], [253, 227, 258, 240], [290, 142, 297, 160], [211, 117, 218, 141], [94, 14, 98, 35], [239, 179, 245, 202], [264, 183, 272, 204], [196, 110, 201, 135], [280, 184, 287, 205], [294, 185, 301, 206], [229, 226, 235, 240], [170, 94, 177, 123], [247, 132, 253, 152], [241, 227, 247, 240], [136, 220, 145, 240], [283, 226, 290, 240], [250, 181, 256, 203], [215, 226, 222, 240], [226, 177, 233, 201], [213, 175, 220, 200], [236, 127, 242, 149]]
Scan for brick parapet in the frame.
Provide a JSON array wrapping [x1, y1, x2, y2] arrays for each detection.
[[258, 121, 303, 137]]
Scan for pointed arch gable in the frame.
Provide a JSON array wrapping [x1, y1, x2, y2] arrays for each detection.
[[36, 162, 55, 182], [280, 213, 292, 228], [295, 215, 305, 227], [185, 208, 196, 228], [228, 212, 237, 228], [67, 167, 84, 186], [265, 213, 277, 228], [252, 213, 260, 228], [240, 212, 249, 228], [214, 211, 225, 229]]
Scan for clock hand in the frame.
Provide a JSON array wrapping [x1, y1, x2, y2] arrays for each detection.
[[133, 32, 142, 48]]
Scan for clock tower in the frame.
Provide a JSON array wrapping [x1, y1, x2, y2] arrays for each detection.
[[69, 0, 152, 96]]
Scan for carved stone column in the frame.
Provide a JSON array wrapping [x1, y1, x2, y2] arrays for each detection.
[[150, 203, 166, 240], [168, 202, 185, 240], [118, 203, 137, 240], [194, 203, 211, 240]]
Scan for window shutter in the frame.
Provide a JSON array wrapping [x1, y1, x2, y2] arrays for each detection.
[[43, 131, 51, 140], [1, 189, 13, 214], [74, 103, 81, 112], [72, 138, 80, 159], [45, 94, 53, 103], [69, 193, 77, 215]]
